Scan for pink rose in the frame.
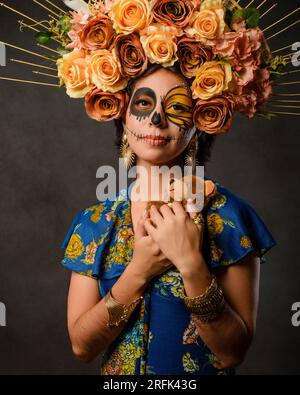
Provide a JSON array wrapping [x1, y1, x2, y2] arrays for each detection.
[[214, 27, 264, 86], [234, 68, 272, 118], [235, 89, 258, 118], [255, 68, 273, 106]]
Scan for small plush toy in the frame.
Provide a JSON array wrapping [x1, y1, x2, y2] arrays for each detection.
[[146, 176, 217, 216]]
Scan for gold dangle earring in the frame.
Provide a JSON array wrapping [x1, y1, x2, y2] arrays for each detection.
[[120, 128, 136, 169], [185, 132, 199, 174]]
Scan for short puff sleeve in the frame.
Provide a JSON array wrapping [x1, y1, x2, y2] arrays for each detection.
[[202, 181, 277, 269], [60, 201, 116, 278]]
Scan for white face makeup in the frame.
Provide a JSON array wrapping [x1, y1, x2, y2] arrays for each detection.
[[124, 68, 196, 165]]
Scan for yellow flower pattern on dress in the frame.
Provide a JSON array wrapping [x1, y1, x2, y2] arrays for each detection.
[[65, 233, 84, 259], [153, 268, 185, 299], [86, 203, 106, 223], [182, 352, 200, 373], [210, 192, 227, 210], [207, 212, 224, 235], [209, 239, 223, 262], [240, 235, 252, 248]]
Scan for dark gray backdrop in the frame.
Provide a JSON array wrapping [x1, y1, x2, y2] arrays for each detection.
[[0, 1, 299, 374]]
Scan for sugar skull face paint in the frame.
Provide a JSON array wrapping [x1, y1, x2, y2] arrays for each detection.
[[124, 67, 197, 166], [129, 83, 193, 132]]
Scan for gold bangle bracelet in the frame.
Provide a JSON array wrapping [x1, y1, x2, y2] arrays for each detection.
[[182, 275, 225, 322], [104, 288, 144, 328]]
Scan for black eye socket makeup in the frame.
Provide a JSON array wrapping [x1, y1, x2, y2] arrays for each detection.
[[129, 87, 157, 121]]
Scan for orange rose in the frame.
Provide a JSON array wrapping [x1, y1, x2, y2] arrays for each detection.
[[177, 35, 213, 78], [185, 0, 225, 43], [193, 94, 235, 134], [85, 88, 129, 122], [109, 0, 152, 34], [57, 49, 94, 98], [114, 33, 148, 77], [152, 0, 196, 29], [192, 61, 232, 100], [89, 49, 128, 92], [77, 12, 115, 51]]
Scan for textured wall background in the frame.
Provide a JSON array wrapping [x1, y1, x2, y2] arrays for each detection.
[[0, 1, 299, 374]]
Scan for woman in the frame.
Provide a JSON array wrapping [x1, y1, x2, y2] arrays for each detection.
[[61, 63, 276, 375]]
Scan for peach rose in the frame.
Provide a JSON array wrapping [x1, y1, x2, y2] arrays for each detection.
[[57, 49, 94, 98], [114, 33, 148, 77], [89, 48, 128, 92], [76, 12, 115, 51], [85, 88, 129, 122], [193, 94, 235, 134], [177, 35, 213, 78], [109, 0, 152, 34], [184, 0, 225, 44], [152, 0, 196, 29], [192, 61, 232, 100], [140, 24, 180, 67]]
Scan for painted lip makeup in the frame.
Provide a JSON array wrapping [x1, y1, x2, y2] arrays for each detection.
[[142, 134, 171, 146], [126, 127, 183, 146]]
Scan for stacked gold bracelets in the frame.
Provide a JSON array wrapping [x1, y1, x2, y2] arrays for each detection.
[[104, 288, 144, 328], [182, 275, 225, 323]]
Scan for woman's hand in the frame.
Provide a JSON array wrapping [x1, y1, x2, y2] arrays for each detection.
[[144, 202, 205, 275], [129, 210, 174, 282]]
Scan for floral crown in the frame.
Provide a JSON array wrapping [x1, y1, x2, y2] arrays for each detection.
[[0, 0, 299, 135]]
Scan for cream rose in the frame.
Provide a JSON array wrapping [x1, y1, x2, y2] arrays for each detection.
[[140, 24, 180, 67], [192, 61, 232, 100], [184, 0, 225, 43], [89, 49, 128, 92], [57, 49, 93, 98], [109, 0, 152, 34]]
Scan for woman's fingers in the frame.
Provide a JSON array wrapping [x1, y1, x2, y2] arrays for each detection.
[[149, 204, 164, 226], [159, 203, 175, 220], [170, 200, 187, 217], [144, 217, 157, 240], [135, 211, 148, 238]]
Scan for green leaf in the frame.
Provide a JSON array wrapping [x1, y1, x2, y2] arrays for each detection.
[[244, 8, 260, 28], [232, 7, 260, 28], [34, 31, 53, 45], [232, 9, 244, 23], [57, 15, 72, 35]]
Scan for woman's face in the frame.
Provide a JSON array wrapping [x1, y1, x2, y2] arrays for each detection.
[[123, 68, 196, 166]]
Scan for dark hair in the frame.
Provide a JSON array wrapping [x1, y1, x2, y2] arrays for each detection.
[[114, 63, 216, 166]]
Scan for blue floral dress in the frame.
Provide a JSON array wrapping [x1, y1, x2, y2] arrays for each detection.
[[60, 177, 276, 375]]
